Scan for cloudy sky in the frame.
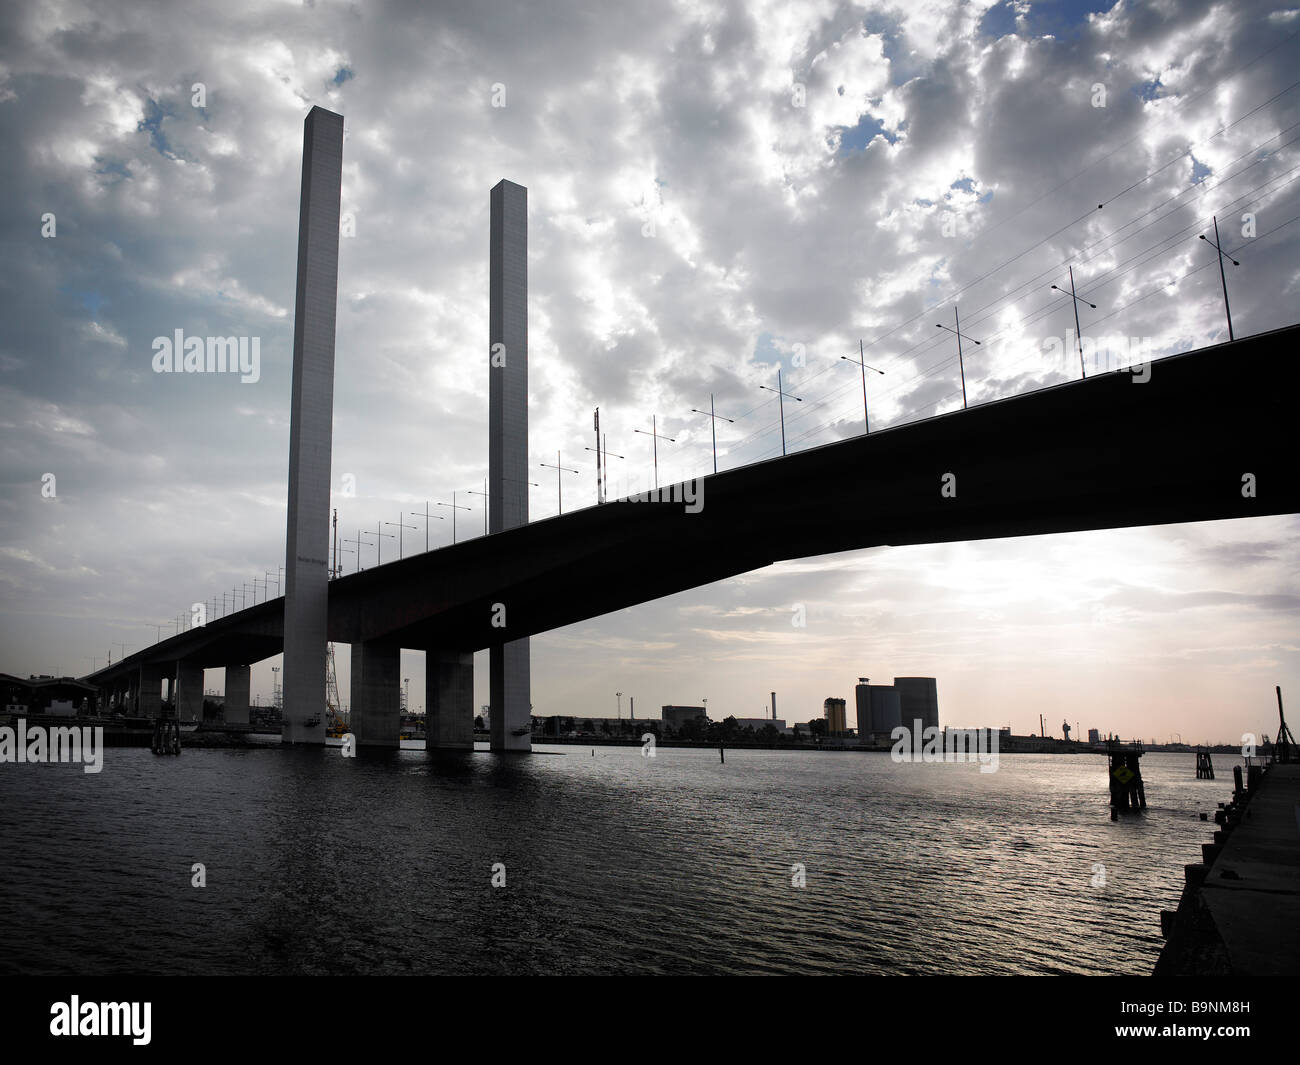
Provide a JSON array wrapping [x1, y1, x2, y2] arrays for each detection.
[[1, 0, 1297, 743]]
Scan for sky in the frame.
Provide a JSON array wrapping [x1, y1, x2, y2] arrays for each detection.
[[1, 0, 1297, 745]]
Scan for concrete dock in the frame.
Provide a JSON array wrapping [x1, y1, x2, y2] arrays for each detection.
[[1156, 762, 1300, 975]]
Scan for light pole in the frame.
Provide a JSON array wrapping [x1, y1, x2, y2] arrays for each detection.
[[584, 444, 624, 503], [1051, 265, 1097, 378], [689, 393, 734, 473], [437, 492, 472, 544], [936, 307, 981, 409], [616, 691, 623, 720], [759, 369, 802, 456], [1199, 215, 1240, 341], [467, 478, 489, 535], [373, 521, 394, 567], [539, 451, 580, 514], [839, 341, 885, 433], [409, 503, 445, 552], [633, 416, 676, 490], [385, 516, 418, 559], [346, 529, 373, 573]]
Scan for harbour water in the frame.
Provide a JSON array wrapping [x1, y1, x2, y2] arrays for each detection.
[[0, 746, 1235, 975]]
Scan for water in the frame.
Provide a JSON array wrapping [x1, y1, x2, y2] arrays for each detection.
[[0, 746, 1236, 975]]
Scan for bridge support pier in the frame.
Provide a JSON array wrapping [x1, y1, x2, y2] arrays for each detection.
[[176, 660, 204, 724], [350, 640, 400, 747], [137, 662, 167, 718], [490, 639, 531, 751], [224, 665, 251, 725], [426, 648, 474, 750]]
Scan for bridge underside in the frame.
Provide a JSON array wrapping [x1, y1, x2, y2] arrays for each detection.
[[89, 323, 1300, 743]]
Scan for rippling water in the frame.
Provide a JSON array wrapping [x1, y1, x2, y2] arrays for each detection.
[[0, 745, 1236, 974]]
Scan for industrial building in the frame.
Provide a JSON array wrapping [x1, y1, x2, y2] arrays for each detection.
[[894, 677, 939, 732], [853, 676, 938, 745], [823, 697, 848, 735], [661, 705, 708, 731]]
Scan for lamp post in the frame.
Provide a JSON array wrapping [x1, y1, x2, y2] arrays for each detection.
[[1199, 215, 1241, 341], [409, 503, 445, 552], [373, 522, 394, 567], [346, 529, 373, 573], [539, 451, 580, 514], [633, 416, 676, 490], [616, 691, 623, 720], [839, 341, 885, 432], [689, 393, 734, 473], [436, 492, 472, 544], [759, 369, 802, 456], [466, 478, 489, 535], [936, 307, 981, 409], [1051, 265, 1098, 378], [385, 516, 418, 560]]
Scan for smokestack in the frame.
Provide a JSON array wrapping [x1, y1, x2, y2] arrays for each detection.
[[771, 691, 777, 720], [630, 696, 634, 719]]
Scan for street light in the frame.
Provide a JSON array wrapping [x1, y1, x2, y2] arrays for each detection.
[[689, 393, 735, 473], [633, 416, 675, 490], [409, 503, 445, 552], [539, 451, 580, 514], [436, 492, 472, 544], [839, 340, 885, 433], [616, 691, 623, 719], [1199, 215, 1241, 341], [385, 516, 419, 559], [759, 369, 802, 456], [936, 307, 981, 409], [1050, 265, 1098, 378], [466, 478, 489, 535]]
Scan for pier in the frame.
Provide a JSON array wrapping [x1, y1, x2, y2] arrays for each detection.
[[1155, 762, 1300, 975]]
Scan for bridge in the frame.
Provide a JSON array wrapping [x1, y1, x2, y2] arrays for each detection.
[[84, 106, 1300, 752], [87, 320, 1299, 746]]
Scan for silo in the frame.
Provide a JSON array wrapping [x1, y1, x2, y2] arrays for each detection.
[[869, 685, 902, 734], [894, 677, 939, 733], [854, 679, 872, 737]]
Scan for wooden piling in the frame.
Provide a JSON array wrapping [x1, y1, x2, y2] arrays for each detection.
[[1196, 749, 1215, 779]]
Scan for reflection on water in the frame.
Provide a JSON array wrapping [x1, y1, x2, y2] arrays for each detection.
[[0, 746, 1232, 974]]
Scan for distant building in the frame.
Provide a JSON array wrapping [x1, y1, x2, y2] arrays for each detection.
[[854, 679, 871, 736], [1088, 728, 1101, 744], [730, 717, 788, 732], [853, 679, 903, 743], [824, 697, 847, 735], [662, 705, 708, 731], [0, 674, 97, 716], [894, 677, 938, 732]]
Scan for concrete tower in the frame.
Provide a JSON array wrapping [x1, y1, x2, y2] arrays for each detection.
[[854, 678, 871, 738], [281, 106, 344, 745], [895, 677, 939, 733], [489, 179, 531, 752]]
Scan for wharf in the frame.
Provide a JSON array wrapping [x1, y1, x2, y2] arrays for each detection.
[[1155, 762, 1300, 975]]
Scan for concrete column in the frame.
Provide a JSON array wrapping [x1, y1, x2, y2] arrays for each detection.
[[225, 665, 251, 725], [176, 660, 204, 723], [282, 105, 344, 746], [138, 662, 167, 718], [350, 641, 400, 747], [489, 178, 531, 752], [426, 648, 474, 749]]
